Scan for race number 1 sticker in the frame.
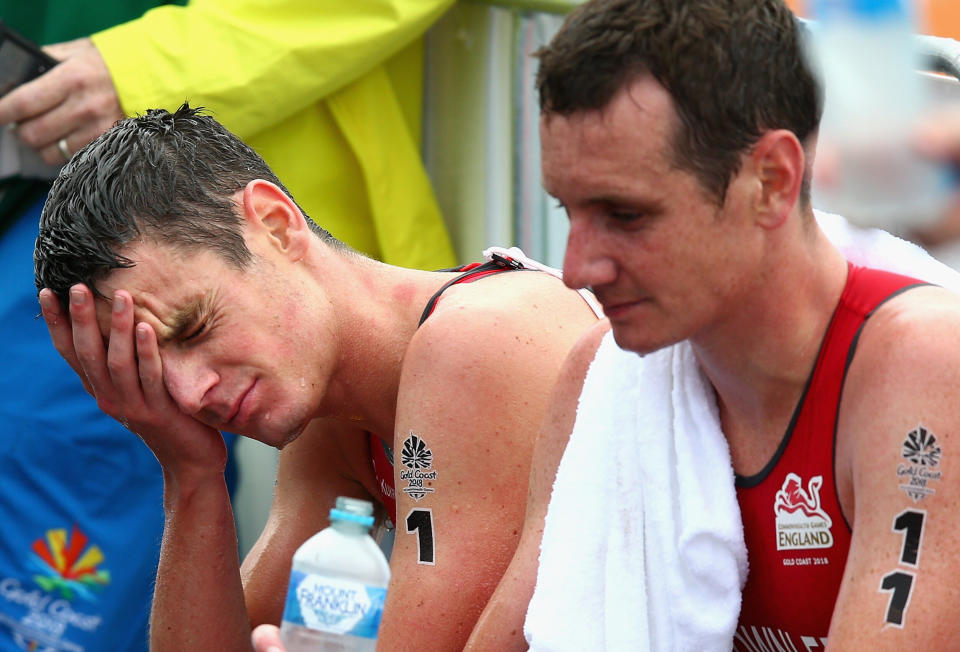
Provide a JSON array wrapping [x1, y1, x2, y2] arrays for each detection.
[[406, 508, 435, 565]]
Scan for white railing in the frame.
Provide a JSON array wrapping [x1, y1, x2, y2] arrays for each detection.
[[424, 1, 576, 268]]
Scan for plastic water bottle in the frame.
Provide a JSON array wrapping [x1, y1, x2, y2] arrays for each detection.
[[807, 0, 951, 232], [279, 497, 391, 651]]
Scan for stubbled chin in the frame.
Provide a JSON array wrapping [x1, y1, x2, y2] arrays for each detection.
[[609, 325, 673, 357]]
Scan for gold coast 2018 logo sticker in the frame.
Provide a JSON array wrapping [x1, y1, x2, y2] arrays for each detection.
[[897, 423, 943, 503], [400, 432, 438, 501]]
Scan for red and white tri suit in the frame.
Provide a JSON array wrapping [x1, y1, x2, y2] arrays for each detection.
[[734, 263, 926, 649]]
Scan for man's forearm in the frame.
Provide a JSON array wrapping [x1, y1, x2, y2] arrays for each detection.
[[151, 472, 253, 651]]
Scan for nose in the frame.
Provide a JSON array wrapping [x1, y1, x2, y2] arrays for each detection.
[[562, 217, 617, 291], [161, 351, 219, 417]]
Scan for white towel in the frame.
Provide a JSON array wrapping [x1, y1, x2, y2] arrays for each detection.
[[816, 209, 960, 292], [524, 209, 960, 652], [524, 335, 745, 652]]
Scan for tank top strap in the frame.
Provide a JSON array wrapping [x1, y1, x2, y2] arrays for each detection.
[[417, 253, 528, 326]]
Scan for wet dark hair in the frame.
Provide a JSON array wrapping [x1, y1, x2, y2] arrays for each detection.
[[34, 103, 341, 307], [536, 0, 822, 205]]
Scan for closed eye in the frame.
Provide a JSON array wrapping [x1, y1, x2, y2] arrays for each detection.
[[609, 210, 644, 221], [182, 321, 207, 342], [603, 198, 661, 225]]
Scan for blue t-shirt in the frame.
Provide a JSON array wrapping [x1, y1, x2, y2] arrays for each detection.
[[0, 195, 235, 651]]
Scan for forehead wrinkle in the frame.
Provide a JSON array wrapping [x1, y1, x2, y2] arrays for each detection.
[[96, 241, 212, 345]]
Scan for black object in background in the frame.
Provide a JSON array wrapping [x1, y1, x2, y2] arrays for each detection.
[[0, 19, 57, 97]]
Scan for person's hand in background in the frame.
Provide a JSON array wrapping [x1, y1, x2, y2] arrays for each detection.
[[251, 624, 285, 652], [0, 37, 123, 164]]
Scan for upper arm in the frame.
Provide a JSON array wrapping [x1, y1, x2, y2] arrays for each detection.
[[240, 417, 373, 627], [828, 288, 960, 646], [465, 320, 610, 651], [377, 297, 598, 650]]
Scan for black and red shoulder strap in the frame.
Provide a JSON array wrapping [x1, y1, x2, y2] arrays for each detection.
[[418, 253, 528, 326]]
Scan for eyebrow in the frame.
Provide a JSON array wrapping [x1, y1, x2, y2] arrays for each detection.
[[553, 191, 664, 215], [591, 194, 664, 213]]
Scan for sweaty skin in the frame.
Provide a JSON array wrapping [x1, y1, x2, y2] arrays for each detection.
[[470, 73, 960, 648], [39, 181, 600, 650]]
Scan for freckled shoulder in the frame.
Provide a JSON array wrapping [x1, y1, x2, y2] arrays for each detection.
[[384, 273, 598, 650], [828, 285, 960, 646], [411, 269, 599, 349]]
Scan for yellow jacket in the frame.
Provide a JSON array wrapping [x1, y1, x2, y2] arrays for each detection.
[[92, 0, 456, 270]]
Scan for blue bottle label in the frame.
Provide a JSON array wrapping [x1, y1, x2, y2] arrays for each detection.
[[281, 569, 386, 639]]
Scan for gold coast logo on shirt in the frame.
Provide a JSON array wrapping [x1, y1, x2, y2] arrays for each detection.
[[31, 526, 110, 600], [0, 526, 109, 650], [774, 473, 834, 551]]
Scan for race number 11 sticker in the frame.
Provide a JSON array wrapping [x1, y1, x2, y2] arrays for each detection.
[[879, 509, 925, 628], [880, 424, 941, 628]]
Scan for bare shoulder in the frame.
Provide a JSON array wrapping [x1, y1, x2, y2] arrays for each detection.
[[829, 285, 960, 644], [381, 274, 599, 649], [464, 320, 612, 651], [840, 285, 960, 479], [529, 318, 611, 502], [403, 270, 600, 383], [844, 285, 960, 412], [858, 283, 960, 345], [540, 319, 612, 443], [560, 318, 613, 381]]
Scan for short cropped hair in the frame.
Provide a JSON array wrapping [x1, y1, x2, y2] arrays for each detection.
[[34, 103, 340, 307], [536, 0, 821, 205]]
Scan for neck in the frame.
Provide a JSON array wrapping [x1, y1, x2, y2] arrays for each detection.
[[304, 251, 449, 438], [692, 219, 849, 473]]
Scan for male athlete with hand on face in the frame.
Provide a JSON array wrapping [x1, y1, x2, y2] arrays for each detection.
[[34, 104, 601, 650], [466, 0, 960, 649]]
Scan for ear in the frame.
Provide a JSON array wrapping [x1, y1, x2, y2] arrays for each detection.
[[241, 179, 310, 261], [748, 129, 805, 229]]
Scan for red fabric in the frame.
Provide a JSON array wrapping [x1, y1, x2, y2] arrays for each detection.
[[734, 264, 924, 648], [369, 432, 397, 524]]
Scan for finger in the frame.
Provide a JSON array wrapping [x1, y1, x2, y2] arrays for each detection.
[[23, 98, 90, 154], [38, 288, 92, 393], [43, 134, 73, 166], [18, 97, 81, 162], [250, 624, 285, 652], [135, 322, 172, 410], [106, 290, 142, 399], [38, 116, 115, 164], [14, 49, 123, 158], [0, 70, 66, 129], [42, 37, 89, 61], [67, 284, 116, 407]]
